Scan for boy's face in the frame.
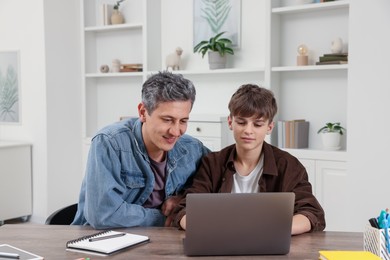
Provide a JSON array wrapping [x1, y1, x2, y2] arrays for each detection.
[[228, 115, 274, 151], [138, 101, 191, 161]]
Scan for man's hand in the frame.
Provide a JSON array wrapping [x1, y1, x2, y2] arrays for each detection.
[[162, 196, 182, 227]]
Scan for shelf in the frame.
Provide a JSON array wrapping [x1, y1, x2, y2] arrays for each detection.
[[272, 65, 348, 72], [84, 23, 143, 32], [272, 1, 349, 14], [168, 67, 265, 76], [85, 72, 143, 78], [283, 148, 347, 161]]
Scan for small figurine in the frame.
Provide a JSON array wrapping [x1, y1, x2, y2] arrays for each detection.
[[166, 47, 183, 71], [331, 37, 343, 54], [100, 64, 109, 73], [111, 59, 121, 73]]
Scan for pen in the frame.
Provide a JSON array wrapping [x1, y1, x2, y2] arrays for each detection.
[[89, 232, 126, 242], [0, 252, 20, 259], [369, 218, 380, 229]]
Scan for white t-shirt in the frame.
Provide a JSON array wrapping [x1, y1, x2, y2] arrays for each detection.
[[231, 153, 264, 193]]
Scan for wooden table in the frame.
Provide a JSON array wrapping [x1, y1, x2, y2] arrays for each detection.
[[0, 224, 363, 259]]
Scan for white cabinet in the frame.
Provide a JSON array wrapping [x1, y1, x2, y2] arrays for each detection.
[[186, 115, 234, 151], [288, 149, 347, 231], [0, 141, 32, 223], [266, 1, 349, 151], [316, 160, 347, 231]]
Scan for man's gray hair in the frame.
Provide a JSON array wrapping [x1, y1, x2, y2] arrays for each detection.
[[141, 71, 196, 114]]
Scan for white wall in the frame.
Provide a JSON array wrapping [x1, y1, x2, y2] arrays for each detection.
[[346, 0, 390, 231], [43, 0, 83, 219], [0, 0, 82, 223]]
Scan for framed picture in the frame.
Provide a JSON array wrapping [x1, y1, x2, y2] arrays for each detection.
[[193, 0, 241, 48], [0, 51, 20, 124]]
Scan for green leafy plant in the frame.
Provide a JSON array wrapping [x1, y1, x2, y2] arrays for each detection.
[[193, 31, 234, 58], [317, 122, 346, 135], [113, 0, 125, 10]]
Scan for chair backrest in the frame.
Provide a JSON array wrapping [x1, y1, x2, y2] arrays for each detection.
[[45, 203, 78, 225]]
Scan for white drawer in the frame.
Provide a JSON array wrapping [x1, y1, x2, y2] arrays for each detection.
[[186, 121, 222, 137]]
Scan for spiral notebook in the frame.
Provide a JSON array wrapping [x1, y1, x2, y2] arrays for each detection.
[[66, 230, 149, 255]]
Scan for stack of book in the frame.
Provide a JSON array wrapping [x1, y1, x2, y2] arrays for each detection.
[[120, 63, 143, 72], [316, 53, 348, 65], [277, 119, 309, 149], [98, 4, 114, 26]]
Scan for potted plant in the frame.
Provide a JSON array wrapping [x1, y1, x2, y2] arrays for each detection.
[[317, 122, 346, 150], [111, 0, 125, 25], [193, 31, 234, 70]]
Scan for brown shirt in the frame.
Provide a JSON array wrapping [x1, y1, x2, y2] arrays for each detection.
[[173, 142, 326, 231]]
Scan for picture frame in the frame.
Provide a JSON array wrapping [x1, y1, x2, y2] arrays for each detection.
[[193, 0, 241, 48], [0, 51, 20, 124]]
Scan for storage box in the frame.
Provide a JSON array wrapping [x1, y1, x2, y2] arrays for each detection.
[[364, 225, 390, 260]]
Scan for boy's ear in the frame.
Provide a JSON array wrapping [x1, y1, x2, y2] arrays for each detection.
[[267, 121, 275, 135], [227, 115, 233, 130]]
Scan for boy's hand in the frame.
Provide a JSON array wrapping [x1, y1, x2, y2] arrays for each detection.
[[162, 196, 182, 227]]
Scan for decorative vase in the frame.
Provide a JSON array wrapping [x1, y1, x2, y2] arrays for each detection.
[[208, 51, 227, 70], [320, 132, 341, 150], [111, 10, 124, 25]]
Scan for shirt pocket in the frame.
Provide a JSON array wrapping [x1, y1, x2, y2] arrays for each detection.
[[122, 171, 146, 189]]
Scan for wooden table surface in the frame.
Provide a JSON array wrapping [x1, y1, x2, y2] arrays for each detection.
[[0, 224, 364, 259]]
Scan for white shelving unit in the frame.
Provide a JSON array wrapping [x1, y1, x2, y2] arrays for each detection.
[[266, 0, 350, 231], [266, 0, 349, 153]]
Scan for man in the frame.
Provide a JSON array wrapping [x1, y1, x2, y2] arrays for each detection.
[[72, 71, 210, 229]]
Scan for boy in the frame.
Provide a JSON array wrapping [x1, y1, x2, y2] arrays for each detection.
[[173, 84, 325, 235]]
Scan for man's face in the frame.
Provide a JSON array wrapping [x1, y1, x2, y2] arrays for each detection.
[[138, 100, 192, 161]]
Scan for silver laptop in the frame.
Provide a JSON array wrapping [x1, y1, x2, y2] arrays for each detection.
[[183, 192, 295, 256]]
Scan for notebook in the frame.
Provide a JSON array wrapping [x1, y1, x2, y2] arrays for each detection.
[[319, 250, 381, 260], [183, 192, 295, 256], [66, 230, 149, 255], [0, 244, 43, 260]]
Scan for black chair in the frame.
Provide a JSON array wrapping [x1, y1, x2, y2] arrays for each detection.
[[45, 203, 78, 225]]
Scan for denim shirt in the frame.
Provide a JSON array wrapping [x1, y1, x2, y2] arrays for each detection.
[[72, 118, 210, 229]]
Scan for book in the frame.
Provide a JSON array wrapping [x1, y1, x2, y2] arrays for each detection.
[[319, 56, 348, 62], [316, 60, 348, 65], [66, 230, 150, 256], [319, 250, 380, 260], [277, 120, 284, 148], [277, 119, 308, 149], [323, 53, 348, 57], [293, 120, 309, 148], [0, 244, 43, 260], [102, 4, 114, 25]]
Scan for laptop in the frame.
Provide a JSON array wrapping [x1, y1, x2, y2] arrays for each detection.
[[183, 192, 295, 256]]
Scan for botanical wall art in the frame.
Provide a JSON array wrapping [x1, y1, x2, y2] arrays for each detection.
[[0, 51, 20, 123], [193, 0, 241, 48]]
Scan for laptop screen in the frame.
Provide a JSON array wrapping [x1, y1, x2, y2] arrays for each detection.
[[184, 192, 295, 256]]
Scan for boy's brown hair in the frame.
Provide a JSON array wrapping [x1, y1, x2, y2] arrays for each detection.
[[228, 84, 277, 122]]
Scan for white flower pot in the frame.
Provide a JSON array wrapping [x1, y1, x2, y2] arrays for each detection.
[[208, 51, 227, 70], [320, 132, 341, 150]]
